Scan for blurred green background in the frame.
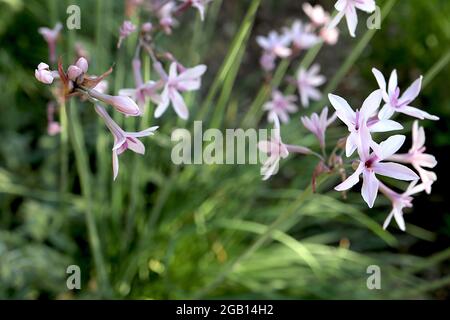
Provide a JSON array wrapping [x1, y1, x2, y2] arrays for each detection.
[[0, 0, 449, 299]]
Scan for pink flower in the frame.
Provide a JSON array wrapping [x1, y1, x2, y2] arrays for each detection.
[[119, 81, 162, 113], [256, 31, 292, 59], [335, 131, 419, 208], [380, 181, 429, 231], [260, 52, 276, 72], [258, 116, 311, 180], [38, 23, 62, 63], [141, 22, 153, 33], [387, 121, 437, 193], [155, 62, 207, 120], [263, 90, 298, 124], [95, 105, 158, 180], [158, 1, 177, 34], [89, 90, 141, 117], [297, 64, 326, 107], [372, 68, 439, 121], [47, 122, 61, 136], [35, 62, 56, 84], [302, 3, 330, 27], [183, 0, 213, 21], [46, 102, 60, 136], [301, 106, 337, 149], [284, 20, 320, 50], [328, 90, 403, 156], [320, 25, 339, 45], [67, 57, 89, 82], [328, 0, 376, 37], [117, 21, 137, 48]]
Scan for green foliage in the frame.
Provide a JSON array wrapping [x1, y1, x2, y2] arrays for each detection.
[[0, 0, 449, 299]]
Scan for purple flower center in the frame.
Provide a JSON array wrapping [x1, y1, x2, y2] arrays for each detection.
[[364, 155, 378, 170]]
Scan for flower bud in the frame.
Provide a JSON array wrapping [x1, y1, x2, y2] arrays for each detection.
[[75, 57, 89, 73], [141, 22, 153, 33], [89, 90, 141, 117], [35, 63, 54, 84], [67, 65, 83, 81]]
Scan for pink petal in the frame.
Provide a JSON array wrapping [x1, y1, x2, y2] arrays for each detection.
[[335, 163, 364, 191], [371, 68, 389, 101], [393, 207, 406, 231], [168, 62, 178, 79], [378, 104, 395, 120], [362, 170, 379, 208], [401, 106, 439, 121], [373, 162, 419, 181], [345, 132, 358, 157], [154, 87, 170, 118], [355, 0, 376, 12], [328, 93, 355, 128], [328, 8, 345, 29], [361, 89, 382, 118], [411, 121, 424, 151], [388, 70, 397, 96], [398, 76, 422, 105], [126, 137, 145, 154], [345, 5, 358, 37], [369, 119, 403, 133], [177, 65, 207, 82], [379, 135, 405, 159], [112, 151, 119, 180], [170, 88, 189, 120]]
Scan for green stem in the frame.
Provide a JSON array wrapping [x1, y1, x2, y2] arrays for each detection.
[[59, 102, 69, 213], [67, 100, 111, 297], [422, 49, 450, 89]]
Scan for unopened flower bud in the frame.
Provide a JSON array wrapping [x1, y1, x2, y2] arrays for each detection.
[[67, 65, 83, 81], [35, 62, 54, 84], [141, 22, 153, 33], [89, 90, 141, 117], [75, 57, 89, 73]]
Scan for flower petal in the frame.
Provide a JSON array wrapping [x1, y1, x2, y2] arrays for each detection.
[[126, 137, 145, 154], [361, 89, 382, 118], [362, 170, 379, 208], [388, 69, 397, 96], [378, 104, 395, 120], [112, 150, 119, 180], [369, 119, 403, 133], [371, 68, 389, 99], [170, 88, 189, 120], [401, 106, 439, 121], [177, 65, 207, 82], [345, 132, 358, 157], [379, 135, 405, 159], [154, 86, 170, 118], [328, 93, 354, 128], [398, 76, 422, 106], [335, 163, 364, 191], [373, 162, 419, 180], [344, 5, 358, 37]]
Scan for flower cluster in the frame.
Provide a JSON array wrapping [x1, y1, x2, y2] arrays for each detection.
[[328, 0, 377, 37], [261, 68, 438, 231], [257, 1, 439, 232], [35, 0, 211, 180], [257, 3, 339, 73]]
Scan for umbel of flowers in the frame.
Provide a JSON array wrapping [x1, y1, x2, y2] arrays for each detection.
[[257, 1, 439, 232], [35, 0, 212, 180]]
